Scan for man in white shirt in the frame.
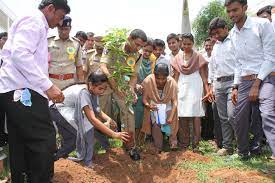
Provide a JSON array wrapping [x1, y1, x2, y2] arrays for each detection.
[[0, 0, 70, 182], [225, 0, 275, 160], [257, 5, 272, 21], [208, 17, 235, 156], [167, 33, 182, 76], [167, 33, 182, 60], [200, 38, 220, 144], [202, 38, 213, 63], [257, 5, 275, 161], [153, 39, 171, 74]]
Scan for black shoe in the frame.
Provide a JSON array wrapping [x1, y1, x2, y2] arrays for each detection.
[[250, 148, 262, 156], [129, 148, 140, 161]]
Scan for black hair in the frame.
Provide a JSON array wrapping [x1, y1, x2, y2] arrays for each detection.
[[144, 37, 154, 47], [224, 0, 247, 6], [87, 70, 108, 86], [0, 32, 7, 39], [209, 17, 227, 32], [39, 0, 70, 14], [181, 33, 194, 43], [130, 29, 147, 42], [204, 37, 212, 44], [257, 5, 273, 16], [86, 32, 94, 37], [154, 63, 169, 77], [153, 39, 165, 49], [75, 31, 88, 40], [167, 33, 179, 42]]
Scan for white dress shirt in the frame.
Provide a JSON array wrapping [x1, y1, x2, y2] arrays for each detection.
[[202, 51, 211, 63], [208, 34, 235, 83], [231, 17, 275, 84], [0, 10, 52, 98]]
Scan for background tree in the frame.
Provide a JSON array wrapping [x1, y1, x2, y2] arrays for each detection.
[[192, 0, 233, 47]]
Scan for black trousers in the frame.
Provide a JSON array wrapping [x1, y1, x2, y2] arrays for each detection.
[[50, 107, 77, 160], [0, 102, 8, 147], [0, 90, 56, 183], [201, 102, 215, 140]]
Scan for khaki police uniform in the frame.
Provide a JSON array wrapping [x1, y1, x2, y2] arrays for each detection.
[[83, 49, 97, 77], [81, 48, 88, 66], [100, 43, 141, 147], [48, 35, 83, 89], [84, 49, 113, 117]]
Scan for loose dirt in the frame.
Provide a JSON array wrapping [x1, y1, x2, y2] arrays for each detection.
[[53, 148, 273, 183]]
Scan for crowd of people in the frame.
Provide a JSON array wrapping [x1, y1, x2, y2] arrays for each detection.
[[0, 0, 274, 182]]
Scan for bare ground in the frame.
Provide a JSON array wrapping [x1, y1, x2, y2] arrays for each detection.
[[53, 148, 273, 183]]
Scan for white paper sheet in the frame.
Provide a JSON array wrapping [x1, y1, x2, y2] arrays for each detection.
[[154, 104, 166, 125]]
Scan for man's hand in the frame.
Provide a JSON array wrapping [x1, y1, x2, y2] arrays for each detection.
[[249, 79, 261, 102], [45, 85, 64, 103], [231, 89, 238, 105]]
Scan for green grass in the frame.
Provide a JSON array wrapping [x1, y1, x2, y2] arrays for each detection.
[[177, 141, 274, 182]]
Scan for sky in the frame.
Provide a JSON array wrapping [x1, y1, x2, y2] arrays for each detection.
[[0, 0, 266, 40], [1, 0, 209, 37]]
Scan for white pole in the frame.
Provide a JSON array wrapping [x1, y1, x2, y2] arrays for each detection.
[[181, 0, 191, 34]]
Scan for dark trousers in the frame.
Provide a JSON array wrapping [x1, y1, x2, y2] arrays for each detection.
[[259, 75, 275, 156], [50, 107, 77, 160], [233, 80, 263, 155], [201, 102, 215, 140], [212, 102, 223, 149], [0, 90, 56, 183], [0, 104, 8, 147]]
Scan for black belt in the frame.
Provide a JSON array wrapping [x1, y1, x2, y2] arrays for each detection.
[[216, 75, 234, 82]]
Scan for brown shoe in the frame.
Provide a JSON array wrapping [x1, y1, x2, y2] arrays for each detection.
[[217, 148, 233, 156]]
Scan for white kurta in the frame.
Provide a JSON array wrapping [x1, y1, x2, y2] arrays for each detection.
[[178, 71, 205, 117]]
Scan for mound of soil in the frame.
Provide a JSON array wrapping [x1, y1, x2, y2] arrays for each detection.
[[53, 148, 272, 183]]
